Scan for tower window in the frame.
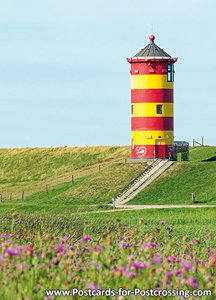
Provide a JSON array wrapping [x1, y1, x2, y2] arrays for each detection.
[[167, 64, 174, 82], [131, 104, 134, 114], [157, 104, 162, 114], [132, 139, 134, 149]]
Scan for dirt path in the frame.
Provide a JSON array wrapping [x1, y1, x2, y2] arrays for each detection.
[[73, 204, 216, 215]]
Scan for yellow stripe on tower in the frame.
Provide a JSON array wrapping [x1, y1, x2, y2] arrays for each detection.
[[131, 130, 174, 145], [131, 75, 173, 89], [131, 103, 173, 117]]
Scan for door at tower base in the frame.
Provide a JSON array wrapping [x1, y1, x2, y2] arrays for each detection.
[[131, 145, 174, 159]]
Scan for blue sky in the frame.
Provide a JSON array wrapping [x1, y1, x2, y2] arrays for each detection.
[[0, 0, 215, 147]]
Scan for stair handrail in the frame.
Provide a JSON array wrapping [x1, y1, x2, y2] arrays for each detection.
[[117, 156, 165, 198], [121, 159, 171, 201]]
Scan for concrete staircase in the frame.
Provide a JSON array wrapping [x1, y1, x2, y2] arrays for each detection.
[[116, 159, 174, 205]]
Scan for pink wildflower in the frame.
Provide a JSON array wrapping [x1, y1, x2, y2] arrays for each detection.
[[81, 235, 92, 242], [4, 248, 18, 257], [187, 275, 199, 289], [88, 283, 100, 290]]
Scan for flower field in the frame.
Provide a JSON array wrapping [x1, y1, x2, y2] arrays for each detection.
[[0, 219, 215, 299]]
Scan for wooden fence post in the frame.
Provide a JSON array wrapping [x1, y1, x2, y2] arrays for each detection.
[[0, 194, 2, 202], [72, 175, 74, 184], [192, 193, 195, 202], [22, 191, 24, 200], [46, 184, 48, 193], [99, 165, 101, 171]]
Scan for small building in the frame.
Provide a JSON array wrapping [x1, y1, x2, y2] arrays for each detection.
[[173, 141, 189, 161], [127, 35, 178, 159]]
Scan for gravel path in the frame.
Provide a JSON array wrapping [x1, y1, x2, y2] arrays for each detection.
[[75, 204, 216, 215]]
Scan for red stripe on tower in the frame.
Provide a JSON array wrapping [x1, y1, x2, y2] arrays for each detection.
[[131, 89, 173, 103], [131, 145, 175, 159], [131, 117, 173, 131]]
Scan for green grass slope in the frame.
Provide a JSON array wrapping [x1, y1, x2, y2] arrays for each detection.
[[0, 146, 131, 199], [0, 146, 148, 213], [129, 146, 216, 205]]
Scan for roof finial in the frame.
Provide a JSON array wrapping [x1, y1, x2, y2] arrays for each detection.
[[149, 34, 155, 43]]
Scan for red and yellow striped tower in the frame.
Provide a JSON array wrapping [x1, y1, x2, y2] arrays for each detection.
[[127, 35, 178, 159]]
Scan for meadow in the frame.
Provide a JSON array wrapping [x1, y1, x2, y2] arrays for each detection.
[[0, 208, 216, 299], [0, 145, 215, 299]]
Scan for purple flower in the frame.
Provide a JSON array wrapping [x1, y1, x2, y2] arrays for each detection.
[[175, 269, 184, 276], [152, 253, 162, 264], [123, 267, 135, 279], [187, 276, 199, 289], [139, 242, 158, 251], [96, 263, 101, 271], [165, 271, 173, 278], [180, 261, 193, 271], [95, 246, 102, 253], [60, 237, 69, 244], [117, 241, 130, 248], [196, 260, 203, 264], [16, 245, 27, 254], [205, 234, 210, 239], [130, 261, 149, 270], [4, 248, 18, 257], [88, 283, 100, 290], [125, 236, 131, 240], [160, 221, 166, 224], [81, 235, 92, 242], [53, 244, 65, 252]]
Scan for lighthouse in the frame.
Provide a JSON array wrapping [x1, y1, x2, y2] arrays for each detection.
[[127, 35, 177, 159]]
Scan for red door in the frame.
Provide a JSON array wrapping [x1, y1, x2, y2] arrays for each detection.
[[155, 140, 165, 158]]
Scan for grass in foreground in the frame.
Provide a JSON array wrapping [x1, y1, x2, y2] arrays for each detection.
[[0, 208, 215, 299]]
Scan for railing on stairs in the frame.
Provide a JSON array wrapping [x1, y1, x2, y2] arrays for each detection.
[[121, 159, 171, 202], [117, 157, 163, 200], [117, 153, 173, 203]]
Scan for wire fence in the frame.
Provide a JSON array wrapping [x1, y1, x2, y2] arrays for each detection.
[[0, 157, 127, 202]]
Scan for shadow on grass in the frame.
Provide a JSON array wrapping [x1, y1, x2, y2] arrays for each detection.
[[194, 198, 216, 204], [202, 154, 216, 161]]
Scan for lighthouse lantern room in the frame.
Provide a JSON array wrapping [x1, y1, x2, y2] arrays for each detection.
[[127, 35, 178, 159]]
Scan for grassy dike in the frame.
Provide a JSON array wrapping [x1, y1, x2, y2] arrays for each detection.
[[0, 146, 148, 213], [129, 146, 216, 205]]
